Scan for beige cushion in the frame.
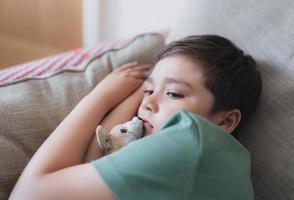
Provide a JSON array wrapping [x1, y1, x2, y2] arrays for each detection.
[[168, 1, 294, 199], [0, 33, 165, 199]]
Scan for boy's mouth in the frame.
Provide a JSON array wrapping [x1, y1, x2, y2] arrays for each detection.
[[143, 120, 153, 129], [138, 116, 153, 129]]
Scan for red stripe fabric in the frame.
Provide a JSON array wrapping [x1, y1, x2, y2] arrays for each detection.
[[0, 38, 131, 86], [0, 31, 169, 87]]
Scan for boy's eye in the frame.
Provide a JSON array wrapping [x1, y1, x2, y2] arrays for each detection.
[[143, 90, 153, 95], [166, 92, 184, 99]]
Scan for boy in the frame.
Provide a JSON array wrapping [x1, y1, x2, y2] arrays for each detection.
[[10, 35, 261, 200]]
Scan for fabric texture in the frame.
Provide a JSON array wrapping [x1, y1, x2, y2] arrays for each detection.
[[168, 1, 294, 199], [0, 38, 132, 87], [0, 33, 165, 200], [92, 109, 254, 200]]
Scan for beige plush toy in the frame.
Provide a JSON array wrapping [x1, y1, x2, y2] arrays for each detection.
[[96, 117, 144, 155]]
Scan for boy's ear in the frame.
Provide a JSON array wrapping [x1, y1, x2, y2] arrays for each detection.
[[218, 109, 241, 133]]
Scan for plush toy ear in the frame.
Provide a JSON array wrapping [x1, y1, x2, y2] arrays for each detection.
[[96, 126, 111, 150]]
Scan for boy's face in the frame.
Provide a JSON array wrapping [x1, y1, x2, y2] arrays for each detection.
[[137, 56, 222, 135]]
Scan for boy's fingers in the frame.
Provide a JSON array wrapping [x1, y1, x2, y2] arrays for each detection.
[[128, 70, 151, 79], [119, 62, 152, 71], [126, 64, 153, 73], [125, 66, 152, 76], [134, 64, 153, 70], [118, 61, 139, 70]]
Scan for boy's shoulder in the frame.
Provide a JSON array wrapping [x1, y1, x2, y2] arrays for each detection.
[[155, 109, 254, 199], [161, 109, 248, 149]]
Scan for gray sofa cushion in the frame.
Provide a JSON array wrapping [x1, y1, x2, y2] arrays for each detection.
[[168, 0, 294, 199], [0, 33, 165, 200]]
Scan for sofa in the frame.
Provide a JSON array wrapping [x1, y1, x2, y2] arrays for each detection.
[[0, 0, 293, 199]]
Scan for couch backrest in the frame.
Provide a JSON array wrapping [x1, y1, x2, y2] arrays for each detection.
[[168, 1, 294, 199]]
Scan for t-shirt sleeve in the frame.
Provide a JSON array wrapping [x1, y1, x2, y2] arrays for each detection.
[[91, 110, 201, 200], [91, 109, 254, 200]]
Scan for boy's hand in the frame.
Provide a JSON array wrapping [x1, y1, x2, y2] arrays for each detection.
[[90, 61, 152, 109]]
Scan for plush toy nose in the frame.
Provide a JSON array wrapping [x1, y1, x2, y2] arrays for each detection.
[[120, 128, 127, 133]]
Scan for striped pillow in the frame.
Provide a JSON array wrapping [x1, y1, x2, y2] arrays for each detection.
[[0, 38, 131, 87]]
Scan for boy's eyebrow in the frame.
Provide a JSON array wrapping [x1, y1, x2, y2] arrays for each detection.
[[145, 77, 193, 89]]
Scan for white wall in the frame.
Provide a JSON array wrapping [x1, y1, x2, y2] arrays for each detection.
[[82, 0, 101, 47], [83, 0, 188, 46]]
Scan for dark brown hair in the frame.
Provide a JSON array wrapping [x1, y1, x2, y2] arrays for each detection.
[[156, 35, 262, 133]]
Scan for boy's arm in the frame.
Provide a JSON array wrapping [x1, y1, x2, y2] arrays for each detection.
[[83, 85, 144, 163], [9, 62, 151, 200]]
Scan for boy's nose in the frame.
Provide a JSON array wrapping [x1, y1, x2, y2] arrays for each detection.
[[143, 95, 159, 113]]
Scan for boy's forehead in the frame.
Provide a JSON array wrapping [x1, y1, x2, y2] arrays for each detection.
[[145, 77, 194, 89], [148, 56, 206, 87]]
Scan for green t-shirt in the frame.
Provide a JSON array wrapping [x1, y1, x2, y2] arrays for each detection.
[[91, 109, 254, 200]]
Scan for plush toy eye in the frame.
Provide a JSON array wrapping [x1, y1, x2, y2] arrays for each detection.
[[120, 128, 127, 133]]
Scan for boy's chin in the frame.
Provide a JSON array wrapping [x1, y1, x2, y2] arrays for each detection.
[[143, 129, 153, 136]]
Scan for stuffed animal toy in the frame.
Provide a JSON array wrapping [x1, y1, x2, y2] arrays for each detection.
[[96, 116, 144, 155]]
